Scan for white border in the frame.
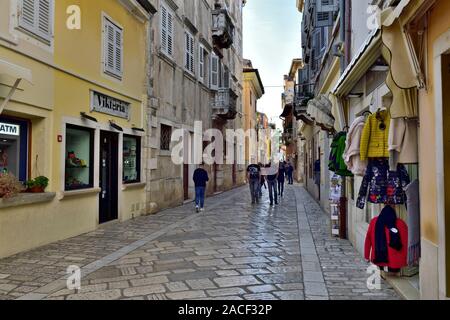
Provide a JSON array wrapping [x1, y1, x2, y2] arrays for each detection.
[[433, 28, 450, 300]]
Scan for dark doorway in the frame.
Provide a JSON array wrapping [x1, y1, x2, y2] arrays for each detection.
[[99, 131, 119, 224]]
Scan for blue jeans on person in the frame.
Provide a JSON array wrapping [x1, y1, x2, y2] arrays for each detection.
[[249, 179, 260, 203], [267, 179, 278, 205], [195, 186, 206, 208], [278, 179, 285, 197], [288, 173, 293, 184]]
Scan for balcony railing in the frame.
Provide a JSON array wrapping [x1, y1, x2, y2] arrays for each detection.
[[212, 7, 235, 49], [294, 83, 315, 121], [212, 88, 238, 120]]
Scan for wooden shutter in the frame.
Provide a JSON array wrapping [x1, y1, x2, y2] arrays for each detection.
[[19, 0, 52, 41], [199, 46, 205, 81], [37, 0, 51, 37], [114, 27, 123, 76], [104, 18, 123, 78], [185, 32, 194, 73], [161, 5, 168, 54], [189, 35, 194, 73], [167, 9, 174, 56], [20, 0, 36, 31], [210, 54, 219, 90]]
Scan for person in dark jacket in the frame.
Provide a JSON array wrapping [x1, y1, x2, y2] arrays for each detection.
[[286, 162, 294, 184], [277, 162, 286, 198], [193, 164, 209, 213], [247, 163, 261, 204]]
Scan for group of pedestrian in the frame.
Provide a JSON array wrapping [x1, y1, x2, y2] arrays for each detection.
[[246, 161, 295, 206], [191, 161, 295, 213]]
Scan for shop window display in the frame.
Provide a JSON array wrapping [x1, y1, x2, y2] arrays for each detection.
[[65, 125, 94, 190], [123, 135, 141, 184]]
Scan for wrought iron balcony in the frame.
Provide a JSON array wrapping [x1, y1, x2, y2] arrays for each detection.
[[294, 83, 315, 123], [212, 88, 238, 120], [212, 7, 235, 49]]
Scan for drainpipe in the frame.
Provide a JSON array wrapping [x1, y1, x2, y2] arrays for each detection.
[[339, 0, 346, 74], [345, 0, 352, 68]]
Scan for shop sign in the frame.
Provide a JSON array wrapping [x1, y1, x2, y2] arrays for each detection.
[[0, 122, 20, 136], [90, 91, 130, 119]]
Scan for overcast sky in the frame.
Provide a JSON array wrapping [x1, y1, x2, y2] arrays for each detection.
[[243, 0, 303, 128]]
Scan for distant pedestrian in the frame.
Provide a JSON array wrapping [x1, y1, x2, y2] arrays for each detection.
[[259, 164, 267, 198], [193, 164, 209, 213], [278, 162, 286, 198], [287, 162, 294, 185], [247, 162, 261, 204], [265, 163, 279, 206]]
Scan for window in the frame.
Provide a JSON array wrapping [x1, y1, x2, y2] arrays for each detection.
[[222, 66, 230, 89], [65, 125, 94, 191], [185, 31, 195, 74], [0, 117, 29, 182], [210, 53, 219, 90], [160, 124, 172, 151], [19, 0, 53, 42], [103, 17, 123, 79], [123, 135, 141, 184], [199, 45, 207, 83], [161, 4, 174, 57]]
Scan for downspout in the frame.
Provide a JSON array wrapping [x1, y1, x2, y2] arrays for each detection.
[[339, 0, 346, 74], [345, 0, 352, 68]]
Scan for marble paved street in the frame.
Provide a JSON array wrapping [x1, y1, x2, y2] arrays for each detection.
[[0, 185, 401, 300]]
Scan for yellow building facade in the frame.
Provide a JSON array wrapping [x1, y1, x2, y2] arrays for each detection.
[[243, 59, 264, 165], [0, 0, 153, 258]]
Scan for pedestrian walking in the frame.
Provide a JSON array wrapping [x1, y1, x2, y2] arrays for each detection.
[[278, 161, 286, 198], [287, 162, 294, 185], [247, 162, 261, 204], [193, 164, 209, 213], [265, 163, 279, 206], [259, 169, 267, 198]]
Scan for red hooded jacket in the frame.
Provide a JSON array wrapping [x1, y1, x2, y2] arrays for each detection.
[[365, 216, 408, 269]]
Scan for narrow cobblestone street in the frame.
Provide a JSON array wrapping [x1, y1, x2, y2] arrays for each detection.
[[0, 185, 400, 300]]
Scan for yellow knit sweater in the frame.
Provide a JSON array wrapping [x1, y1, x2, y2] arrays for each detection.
[[360, 110, 391, 160]]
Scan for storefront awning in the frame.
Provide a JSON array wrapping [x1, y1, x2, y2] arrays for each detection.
[[332, 28, 382, 96], [381, 6, 421, 89], [306, 94, 335, 131], [332, 2, 421, 96], [0, 59, 33, 114]]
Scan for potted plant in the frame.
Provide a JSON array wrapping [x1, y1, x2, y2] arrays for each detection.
[[0, 172, 24, 198], [26, 176, 49, 193]]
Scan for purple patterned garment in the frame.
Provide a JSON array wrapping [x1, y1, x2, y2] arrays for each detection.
[[357, 158, 410, 209]]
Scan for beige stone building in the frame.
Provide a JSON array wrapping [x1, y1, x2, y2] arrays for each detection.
[[242, 59, 264, 166], [144, 0, 246, 211]]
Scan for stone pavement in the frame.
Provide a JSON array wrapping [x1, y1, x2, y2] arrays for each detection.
[[0, 185, 401, 300]]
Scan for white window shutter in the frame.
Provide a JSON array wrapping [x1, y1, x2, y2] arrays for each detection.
[[20, 0, 36, 31], [115, 28, 123, 75], [167, 10, 174, 56], [199, 46, 205, 82], [19, 0, 52, 42], [161, 6, 168, 54], [103, 18, 123, 78], [189, 35, 194, 73], [37, 0, 51, 38], [185, 33, 189, 69], [210, 54, 219, 90], [105, 22, 115, 73]]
